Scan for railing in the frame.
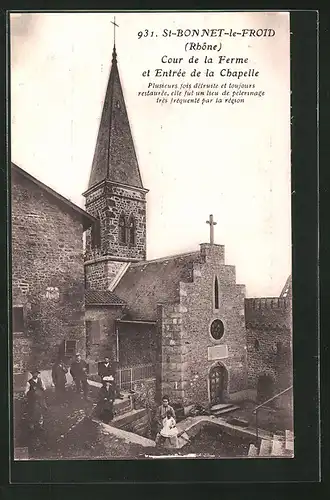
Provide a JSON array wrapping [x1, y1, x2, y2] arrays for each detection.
[[116, 363, 155, 391], [253, 385, 293, 443]]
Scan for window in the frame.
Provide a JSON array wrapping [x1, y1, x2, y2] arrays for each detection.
[[64, 340, 77, 357], [254, 338, 260, 350], [119, 213, 127, 244], [13, 306, 24, 333], [128, 214, 136, 246], [91, 218, 101, 248], [214, 276, 219, 309], [210, 319, 224, 340]]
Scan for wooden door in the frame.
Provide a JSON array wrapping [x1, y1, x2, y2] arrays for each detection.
[[209, 364, 227, 404]]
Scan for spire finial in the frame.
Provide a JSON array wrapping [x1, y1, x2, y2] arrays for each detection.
[[111, 16, 119, 49]]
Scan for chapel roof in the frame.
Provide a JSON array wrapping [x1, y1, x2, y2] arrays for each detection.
[[87, 46, 144, 191], [114, 252, 202, 320], [85, 290, 126, 307], [12, 162, 96, 230]]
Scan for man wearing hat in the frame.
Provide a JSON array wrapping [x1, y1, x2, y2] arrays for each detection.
[[24, 369, 47, 430], [70, 353, 89, 400]]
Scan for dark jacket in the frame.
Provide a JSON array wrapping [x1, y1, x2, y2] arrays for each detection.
[[97, 384, 116, 410], [70, 360, 88, 380], [25, 377, 47, 409], [52, 363, 68, 385], [98, 362, 115, 380]]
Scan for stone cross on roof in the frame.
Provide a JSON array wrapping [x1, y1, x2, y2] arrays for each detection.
[[206, 214, 217, 245]]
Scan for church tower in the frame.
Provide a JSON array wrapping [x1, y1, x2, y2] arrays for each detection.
[[83, 45, 148, 291]]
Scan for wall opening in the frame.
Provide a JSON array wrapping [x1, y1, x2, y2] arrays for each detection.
[[209, 363, 228, 405], [257, 374, 274, 404], [119, 213, 127, 245], [128, 214, 136, 246], [214, 276, 219, 309]]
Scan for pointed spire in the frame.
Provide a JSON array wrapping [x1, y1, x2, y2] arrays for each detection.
[[112, 44, 117, 63], [88, 43, 143, 190]]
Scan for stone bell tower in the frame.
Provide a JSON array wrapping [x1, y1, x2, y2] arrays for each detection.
[[83, 44, 148, 291]]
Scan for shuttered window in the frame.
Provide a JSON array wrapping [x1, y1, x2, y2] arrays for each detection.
[[13, 306, 24, 333], [64, 340, 77, 356]]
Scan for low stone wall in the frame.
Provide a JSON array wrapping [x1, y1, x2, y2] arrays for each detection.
[[93, 419, 156, 448], [229, 389, 257, 403], [113, 408, 150, 437]]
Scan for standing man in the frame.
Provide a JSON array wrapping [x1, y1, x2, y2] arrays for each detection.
[[70, 353, 89, 400], [98, 356, 114, 381], [24, 369, 47, 431], [52, 358, 68, 397]]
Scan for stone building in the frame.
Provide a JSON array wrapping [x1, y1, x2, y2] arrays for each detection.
[[82, 45, 252, 407], [11, 42, 292, 413], [11, 163, 95, 389], [245, 276, 292, 405]]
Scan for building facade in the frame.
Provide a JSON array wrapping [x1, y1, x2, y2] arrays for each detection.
[[11, 164, 95, 389], [11, 42, 292, 414], [80, 43, 292, 409]]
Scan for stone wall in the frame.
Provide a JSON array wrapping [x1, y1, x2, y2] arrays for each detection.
[[118, 323, 157, 367], [84, 182, 146, 262], [84, 259, 125, 290], [11, 170, 87, 371], [159, 244, 248, 407], [158, 303, 188, 403], [85, 306, 124, 367], [245, 298, 293, 394]]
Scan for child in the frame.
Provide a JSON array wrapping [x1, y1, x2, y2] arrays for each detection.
[[160, 409, 178, 438]]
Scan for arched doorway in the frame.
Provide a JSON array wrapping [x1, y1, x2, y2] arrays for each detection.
[[209, 363, 228, 405], [257, 374, 274, 404]]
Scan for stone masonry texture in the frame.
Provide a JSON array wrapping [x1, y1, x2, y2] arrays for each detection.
[[84, 182, 146, 291], [244, 298, 293, 396], [12, 169, 87, 371]]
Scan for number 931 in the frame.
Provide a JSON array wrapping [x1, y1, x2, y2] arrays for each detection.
[[137, 30, 155, 39]]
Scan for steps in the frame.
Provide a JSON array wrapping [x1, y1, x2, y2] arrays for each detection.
[[210, 403, 240, 417], [285, 430, 294, 452], [248, 430, 294, 457]]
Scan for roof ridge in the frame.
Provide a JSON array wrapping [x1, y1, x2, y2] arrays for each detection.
[[130, 251, 200, 267], [12, 163, 95, 230]]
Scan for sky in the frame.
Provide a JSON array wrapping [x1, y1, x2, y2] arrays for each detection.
[[10, 12, 291, 297]]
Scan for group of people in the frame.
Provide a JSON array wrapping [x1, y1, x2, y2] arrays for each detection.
[[23, 354, 123, 432], [23, 354, 180, 448]]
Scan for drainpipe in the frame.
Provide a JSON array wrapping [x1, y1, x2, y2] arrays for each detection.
[[116, 324, 119, 363]]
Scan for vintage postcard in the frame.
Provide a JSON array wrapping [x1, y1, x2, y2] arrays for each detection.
[[10, 11, 293, 461]]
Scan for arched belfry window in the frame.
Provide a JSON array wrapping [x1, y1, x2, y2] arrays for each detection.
[[214, 276, 219, 309], [91, 212, 101, 249], [128, 214, 136, 246], [119, 213, 127, 245]]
